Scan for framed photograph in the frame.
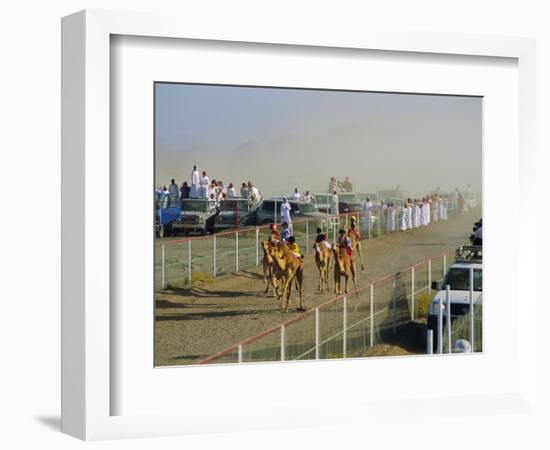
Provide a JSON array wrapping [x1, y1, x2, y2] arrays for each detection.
[[61, 9, 537, 440]]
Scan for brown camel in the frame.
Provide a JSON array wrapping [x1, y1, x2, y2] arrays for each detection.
[[332, 247, 357, 295], [314, 241, 332, 292], [261, 240, 278, 297], [270, 242, 305, 312]]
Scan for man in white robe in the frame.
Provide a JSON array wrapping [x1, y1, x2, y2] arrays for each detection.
[[363, 197, 373, 236], [407, 202, 413, 229], [280, 198, 292, 234], [199, 171, 209, 199], [426, 198, 431, 225], [190, 165, 200, 198], [330, 191, 339, 216], [400, 206, 407, 231]]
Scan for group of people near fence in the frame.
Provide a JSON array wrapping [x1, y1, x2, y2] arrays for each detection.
[[155, 165, 263, 208], [362, 195, 454, 233]]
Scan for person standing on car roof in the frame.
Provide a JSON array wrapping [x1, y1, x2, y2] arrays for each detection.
[[199, 170, 209, 199], [248, 181, 261, 202], [226, 183, 236, 198], [190, 165, 200, 198], [180, 181, 190, 200], [280, 198, 292, 235], [292, 188, 301, 201]]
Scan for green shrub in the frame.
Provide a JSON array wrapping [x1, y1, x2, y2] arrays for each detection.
[[416, 293, 432, 317]]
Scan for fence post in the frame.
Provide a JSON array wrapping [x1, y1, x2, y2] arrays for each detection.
[[427, 329, 434, 354], [238, 344, 243, 363], [161, 244, 166, 290], [188, 240, 192, 283], [438, 295, 443, 354], [343, 296, 347, 358], [255, 227, 259, 267], [315, 308, 320, 359], [370, 284, 374, 347], [428, 259, 432, 292], [280, 325, 285, 361], [392, 278, 396, 334], [446, 285, 452, 353], [213, 235, 217, 277], [411, 265, 415, 321], [235, 231, 239, 273], [305, 220, 309, 253], [443, 253, 447, 276], [469, 266, 475, 351]]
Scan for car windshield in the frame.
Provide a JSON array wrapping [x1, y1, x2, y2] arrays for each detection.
[[339, 193, 357, 202], [292, 203, 319, 214], [313, 194, 330, 204], [261, 201, 275, 213], [220, 200, 250, 212], [181, 200, 208, 212], [443, 268, 482, 291]]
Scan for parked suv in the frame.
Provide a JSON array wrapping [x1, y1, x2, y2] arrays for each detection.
[[167, 198, 216, 236], [209, 198, 258, 231], [251, 198, 326, 225], [427, 245, 483, 349]]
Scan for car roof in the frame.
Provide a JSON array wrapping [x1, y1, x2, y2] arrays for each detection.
[[448, 263, 483, 269]]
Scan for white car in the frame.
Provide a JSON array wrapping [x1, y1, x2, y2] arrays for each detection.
[[427, 246, 482, 348]]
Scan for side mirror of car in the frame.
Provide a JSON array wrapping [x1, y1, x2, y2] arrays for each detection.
[[431, 281, 439, 291]]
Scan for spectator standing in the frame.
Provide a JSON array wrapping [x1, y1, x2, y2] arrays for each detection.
[[328, 177, 337, 194], [180, 181, 190, 199], [240, 182, 249, 199], [199, 171, 209, 198], [280, 198, 292, 234], [168, 179, 179, 204], [190, 165, 200, 198], [363, 197, 373, 234], [226, 183, 237, 198], [330, 191, 339, 216], [303, 190, 313, 203], [292, 188, 301, 201], [248, 181, 260, 201]]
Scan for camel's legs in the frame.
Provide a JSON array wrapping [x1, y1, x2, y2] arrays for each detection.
[[356, 244, 365, 272], [296, 269, 305, 311], [281, 272, 295, 312], [351, 263, 358, 292]]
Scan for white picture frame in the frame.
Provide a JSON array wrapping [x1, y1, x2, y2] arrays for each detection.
[[61, 9, 537, 441]]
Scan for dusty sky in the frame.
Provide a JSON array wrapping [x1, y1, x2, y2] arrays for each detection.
[[155, 83, 482, 198]]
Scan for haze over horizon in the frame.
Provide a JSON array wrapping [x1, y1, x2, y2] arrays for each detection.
[[155, 83, 482, 198]]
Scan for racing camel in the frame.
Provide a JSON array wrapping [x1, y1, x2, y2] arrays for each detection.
[[332, 247, 357, 295], [269, 241, 305, 312], [314, 241, 332, 292], [261, 240, 278, 297]]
